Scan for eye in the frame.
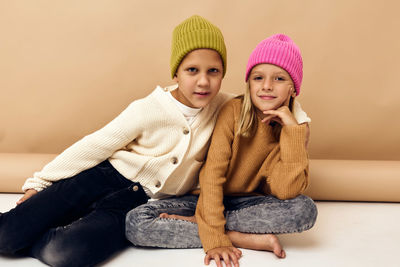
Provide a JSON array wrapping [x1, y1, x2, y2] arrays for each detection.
[[253, 76, 263, 81], [186, 67, 198, 73], [275, 76, 285, 81], [208, 68, 220, 73]]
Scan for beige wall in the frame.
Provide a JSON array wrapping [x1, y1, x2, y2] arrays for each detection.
[[1, 0, 399, 160]]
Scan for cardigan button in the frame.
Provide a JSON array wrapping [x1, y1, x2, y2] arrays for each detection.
[[155, 181, 161, 188], [183, 128, 189, 135], [171, 157, 178, 164], [132, 185, 139, 192]]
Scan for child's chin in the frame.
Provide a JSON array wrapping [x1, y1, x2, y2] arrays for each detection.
[[193, 100, 211, 108]]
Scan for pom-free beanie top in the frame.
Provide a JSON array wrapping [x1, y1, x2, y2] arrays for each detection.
[[171, 15, 227, 78]]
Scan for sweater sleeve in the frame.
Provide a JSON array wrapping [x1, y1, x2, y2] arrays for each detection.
[[195, 101, 236, 252], [261, 124, 309, 199], [22, 102, 142, 192]]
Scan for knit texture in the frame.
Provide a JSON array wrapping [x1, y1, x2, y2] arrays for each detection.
[[195, 98, 309, 252], [22, 86, 233, 198], [171, 15, 227, 78], [245, 34, 303, 95]]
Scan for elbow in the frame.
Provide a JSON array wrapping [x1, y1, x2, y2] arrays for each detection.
[[273, 183, 308, 200], [274, 191, 299, 200]]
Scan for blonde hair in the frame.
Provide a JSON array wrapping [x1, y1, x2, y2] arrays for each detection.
[[237, 83, 257, 138], [237, 82, 295, 140]]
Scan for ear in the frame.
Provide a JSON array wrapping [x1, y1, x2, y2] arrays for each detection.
[[173, 75, 178, 83], [291, 87, 296, 97], [284, 93, 292, 107]]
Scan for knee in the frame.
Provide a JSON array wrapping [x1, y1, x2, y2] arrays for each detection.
[[126, 205, 158, 230], [292, 195, 318, 231], [38, 236, 92, 267], [39, 244, 69, 267], [39, 241, 72, 267], [125, 205, 157, 246], [125, 205, 200, 249]]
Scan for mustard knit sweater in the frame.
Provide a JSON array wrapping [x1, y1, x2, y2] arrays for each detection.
[[195, 98, 309, 252]]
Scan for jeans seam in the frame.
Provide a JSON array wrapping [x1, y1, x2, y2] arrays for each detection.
[[157, 217, 197, 224]]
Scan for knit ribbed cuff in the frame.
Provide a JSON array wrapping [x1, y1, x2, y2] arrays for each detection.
[[280, 124, 308, 162], [22, 179, 50, 192], [202, 233, 233, 252]]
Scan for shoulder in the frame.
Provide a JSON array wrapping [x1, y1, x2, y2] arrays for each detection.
[[211, 96, 242, 134], [218, 96, 242, 117], [126, 86, 169, 110], [205, 91, 235, 113], [209, 97, 242, 142], [111, 87, 172, 128], [214, 91, 235, 105]]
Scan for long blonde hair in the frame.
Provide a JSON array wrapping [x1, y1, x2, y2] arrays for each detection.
[[236, 82, 295, 140]]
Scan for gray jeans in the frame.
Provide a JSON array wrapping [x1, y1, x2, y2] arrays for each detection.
[[125, 194, 317, 248]]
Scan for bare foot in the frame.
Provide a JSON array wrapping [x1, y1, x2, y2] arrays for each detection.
[[228, 231, 286, 258], [159, 213, 197, 223], [157, 214, 285, 258]]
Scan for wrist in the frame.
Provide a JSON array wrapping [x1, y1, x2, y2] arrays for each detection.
[[280, 124, 308, 162]]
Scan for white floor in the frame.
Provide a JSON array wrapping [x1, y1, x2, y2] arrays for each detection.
[[1, 194, 400, 267]]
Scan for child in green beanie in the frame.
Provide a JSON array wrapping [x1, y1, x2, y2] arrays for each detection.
[[0, 15, 231, 266]]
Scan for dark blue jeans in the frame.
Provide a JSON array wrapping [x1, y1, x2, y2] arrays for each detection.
[[0, 160, 148, 267]]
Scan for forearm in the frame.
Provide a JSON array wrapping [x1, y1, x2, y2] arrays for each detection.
[[196, 191, 232, 252], [266, 124, 309, 199], [196, 165, 232, 252]]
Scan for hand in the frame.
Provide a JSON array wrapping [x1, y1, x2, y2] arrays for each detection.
[[204, 246, 242, 267], [261, 106, 298, 126], [17, 189, 38, 205]]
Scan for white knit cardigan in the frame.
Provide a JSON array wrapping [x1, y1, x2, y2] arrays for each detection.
[[22, 85, 233, 198]]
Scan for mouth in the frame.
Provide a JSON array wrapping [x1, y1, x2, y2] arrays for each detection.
[[194, 92, 211, 97], [258, 95, 276, 100]]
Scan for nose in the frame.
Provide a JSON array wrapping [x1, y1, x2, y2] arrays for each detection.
[[197, 73, 210, 87], [262, 78, 273, 91]]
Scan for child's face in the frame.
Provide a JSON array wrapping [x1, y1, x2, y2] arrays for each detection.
[[248, 63, 295, 115], [172, 49, 223, 108]]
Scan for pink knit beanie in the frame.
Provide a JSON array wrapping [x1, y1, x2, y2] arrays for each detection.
[[245, 34, 303, 95]]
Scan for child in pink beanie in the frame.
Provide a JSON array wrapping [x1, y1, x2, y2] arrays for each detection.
[[192, 33, 316, 267], [124, 33, 315, 267], [245, 34, 303, 95]]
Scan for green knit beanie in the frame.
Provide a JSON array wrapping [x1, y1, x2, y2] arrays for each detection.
[[170, 15, 227, 78]]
